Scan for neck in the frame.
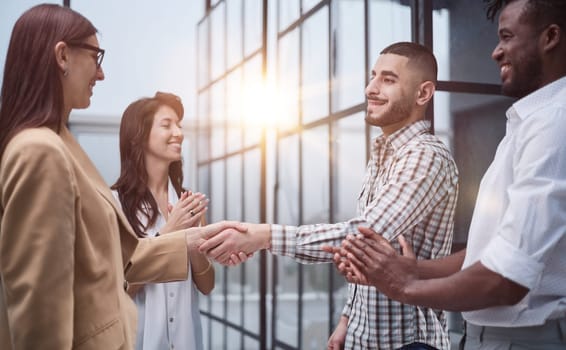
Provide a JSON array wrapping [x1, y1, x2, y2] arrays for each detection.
[[61, 106, 72, 128], [145, 156, 170, 197], [381, 112, 425, 137]]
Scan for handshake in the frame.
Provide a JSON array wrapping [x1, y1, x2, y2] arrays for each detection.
[[184, 221, 272, 266], [183, 220, 416, 294]]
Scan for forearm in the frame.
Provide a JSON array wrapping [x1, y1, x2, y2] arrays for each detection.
[[404, 261, 529, 311], [190, 252, 214, 294], [126, 231, 188, 284], [416, 249, 466, 279]]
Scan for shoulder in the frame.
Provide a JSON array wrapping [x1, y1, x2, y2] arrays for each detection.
[[400, 134, 458, 179], [5, 127, 67, 156], [2, 127, 72, 172], [404, 133, 455, 164]]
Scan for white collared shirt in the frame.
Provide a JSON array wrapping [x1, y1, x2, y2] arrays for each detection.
[[462, 76, 566, 327], [113, 183, 203, 350]]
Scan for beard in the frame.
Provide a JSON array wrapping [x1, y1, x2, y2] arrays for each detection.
[[365, 93, 413, 128], [502, 51, 543, 98]]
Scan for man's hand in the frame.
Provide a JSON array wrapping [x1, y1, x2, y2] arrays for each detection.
[[185, 221, 248, 253], [327, 315, 348, 350], [324, 227, 418, 302]]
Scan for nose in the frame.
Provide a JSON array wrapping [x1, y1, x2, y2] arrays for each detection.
[[172, 124, 183, 138], [365, 77, 378, 98], [96, 66, 105, 81], [491, 43, 503, 62]]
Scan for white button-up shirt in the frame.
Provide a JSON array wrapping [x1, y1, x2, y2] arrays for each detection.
[[463, 76, 566, 327], [113, 183, 203, 350]]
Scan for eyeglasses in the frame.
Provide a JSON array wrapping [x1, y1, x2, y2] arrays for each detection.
[[68, 42, 105, 68]]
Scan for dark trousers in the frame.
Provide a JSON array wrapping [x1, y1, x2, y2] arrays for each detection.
[[397, 342, 439, 350], [460, 318, 566, 350]]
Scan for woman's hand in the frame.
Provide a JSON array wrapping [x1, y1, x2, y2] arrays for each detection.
[[161, 191, 208, 233]]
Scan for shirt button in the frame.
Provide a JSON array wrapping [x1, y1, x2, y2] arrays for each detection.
[[169, 292, 175, 297], [169, 317, 174, 323]]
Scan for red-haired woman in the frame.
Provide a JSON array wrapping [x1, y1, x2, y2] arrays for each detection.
[[112, 92, 213, 350]]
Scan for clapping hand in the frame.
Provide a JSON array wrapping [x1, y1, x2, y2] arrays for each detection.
[[163, 191, 208, 233], [322, 227, 417, 300]]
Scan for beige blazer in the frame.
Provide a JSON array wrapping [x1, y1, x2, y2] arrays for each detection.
[[0, 127, 188, 349]]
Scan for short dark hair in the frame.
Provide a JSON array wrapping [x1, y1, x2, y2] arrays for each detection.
[[380, 41, 438, 84], [485, 0, 566, 32]]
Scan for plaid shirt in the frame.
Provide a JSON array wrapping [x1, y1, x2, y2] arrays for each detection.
[[270, 120, 458, 349]]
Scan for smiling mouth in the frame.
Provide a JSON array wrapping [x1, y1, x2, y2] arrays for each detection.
[[500, 63, 511, 76], [367, 98, 387, 106]]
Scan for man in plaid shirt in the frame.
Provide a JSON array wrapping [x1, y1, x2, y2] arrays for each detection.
[[201, 41, 458, 350]]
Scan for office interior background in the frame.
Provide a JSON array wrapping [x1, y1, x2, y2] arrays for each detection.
[[0, 0, 515, 349]]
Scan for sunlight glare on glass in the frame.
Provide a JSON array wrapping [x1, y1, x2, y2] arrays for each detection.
[[241, 79, 293, 130]]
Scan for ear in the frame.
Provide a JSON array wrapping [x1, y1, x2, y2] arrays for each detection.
[[415, 81, 435, 107], [54, 41, 70, 74], [540, 24, 561, 53]]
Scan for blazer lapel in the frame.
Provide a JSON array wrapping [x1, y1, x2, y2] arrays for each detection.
[[59, 127, 137, 240]]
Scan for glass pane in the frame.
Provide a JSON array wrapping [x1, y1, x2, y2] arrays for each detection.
[[244, 149, 261, 223], [210, 264, 225, 317], [277, 135, 300, 224], [197, 19, 209, 88], [368, 0, 412, 72], [332, 0, 365, 112], [438, 92, 513, 243], [227, 0, 243, 69], [433, 1, 500, 84], [210, 320, 226, 349], [302, 125, 330, 224], [243, 253, 261, 332], [275, 257, 299, 347], [278, 29, 300, 130], [227, 328, 243, 350], [69, 0, 200, 117], [75, 132, 119, 185], [302, 0, 321, 13], [302, 265, 330, 350], [197, 92, 210, 162], [227, 264, 243, 325], [333, 113, 366, 222], [244, 0, 263, 56], [244, 336, 260, 350], [226, 155, 243, 221], [278, 0, 300, 31], [210, 160, 225, 222], [201, 315, 210, 348], [210, 2, 226, 80], [210, 81, 226, 158], [302, 7, 329, 124], [243, 54, 263, 146], [198, 165, 210, 223], [226, 68, 243, 153]]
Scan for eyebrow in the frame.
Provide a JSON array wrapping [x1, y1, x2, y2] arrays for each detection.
[[158, 116, 177, 123], [379, 70, 399, 79]]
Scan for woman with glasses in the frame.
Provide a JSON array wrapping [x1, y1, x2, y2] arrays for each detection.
[[112, 92, 213, 350], [0, 4, 242, 349]]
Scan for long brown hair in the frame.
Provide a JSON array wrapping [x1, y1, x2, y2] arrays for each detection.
[[111, 92, 185, 237], [0, 4, 97, 156]]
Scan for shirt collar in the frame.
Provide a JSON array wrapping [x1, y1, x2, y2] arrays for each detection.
[[508, 76, 566, 121], [372, 120, 431, 152]]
